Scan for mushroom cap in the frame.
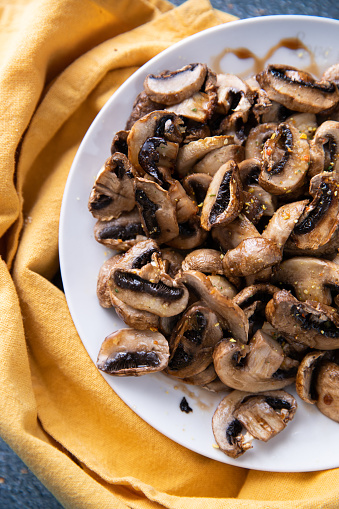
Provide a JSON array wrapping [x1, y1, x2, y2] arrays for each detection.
[[97, 328, 169, 376], [315, 361, 339, 422], [182, 248, 224, 275], [143, 63, 207, 106], [212, 389, 297, 458], [257, 64, 339, 113]]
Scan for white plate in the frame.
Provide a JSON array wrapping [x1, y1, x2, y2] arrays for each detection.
[[59, 15, 339, 472]]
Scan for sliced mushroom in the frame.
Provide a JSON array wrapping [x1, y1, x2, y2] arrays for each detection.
[[212, 389, 297, 458], [175, 135, 232, 178], [296, 350, 329, 404], [167, 178, 198, 223], [262, 200, 309, 250], [181, 363, 218, 386], [273, 257, 339, 305], [111, 130, 129, 156], [309, 121, 339, 178], [143, 63, 207, 106], [201, 160, 243, 231], [256, 65, 339, 113], [97, 254, 122, 308], [182, 249, 223, 274], [110, 247, 189, 317], [285, 112, 318, 141], [222, 237, 282, 278], [165, 301, 223, 378], [182, 173, 212, 206], [287, 173, 339, 254], [213, 329, 296, 392], [125, 91, 164, 130], [315, 361, 339, 422], [134, 177, 179, 244], [160, 248, 184, 278], [207, 275, 237, 299], [245, 123, 277, 160], [322, 63, 339, 86], [193, 144, 245, 176], [176, 270, 249, 343], [88, 152, 136, 220], [127, 110, 184, 172], [212, 213, 261, 253], [94, 208, 147, 251], [216, 73, 254, 121], [265, 289, 339, 349], [97, 328, 169, 376], [259, 122, 310, 195], [138, 136, 179, 186]]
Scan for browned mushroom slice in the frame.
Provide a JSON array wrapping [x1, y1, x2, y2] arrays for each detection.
[[94, 208, 147, 251], [110, 246, 189, 317], [193, 144, 245, 176], [212, 389, 297, 458], [208, 275, 237, 299], [245, 123, 277, 160], [177, 270, 249, 343], [216, 73, 254, 121], [256, 64, 339, 113], [213, 329, 296, 392], [273, 257, 339, 305], [245, 184, 277, 217], [97, 328, 169, 376], [111, 130, 129, 156], [286, 112, 318, 141], [309, 121, 339, 178], [127, 110, 184, 172], [201, 160, 243, 231], [296, 350, 329, 404], [212, 213, 261, 253], [88, 152, 136, 220], [242, 190, 265, 224], [262, 200, 309, 250], [143, 63, 207, 106], [176, 135, 232, 178], [182, 173, 212, 208], [97, 254, 122, 308], [315, 361, 339, 422], [259, 122, 310, 195], [322, 63, 339, 86], [222, 237, 282, 278], [287, 173, 339, 254], [182, 249, 223, 274], [138, 136, 179, 186], [165, 302, 223, 378], [134, 177, 179, 244], [160, 248, 184, 278], [109, 291, 160, 330], [265, 289, 339, 349], [166, 216, 208, 250], [125, 91, 164, 130], [167, 178, 198, 223]]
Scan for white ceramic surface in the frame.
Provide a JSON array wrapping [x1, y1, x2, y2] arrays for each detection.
[[59, 15, 339, 472]]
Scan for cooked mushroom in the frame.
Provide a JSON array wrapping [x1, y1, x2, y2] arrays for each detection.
[[212, 389, 297, 458], [245, 123, 277, 160], [287, 173, 339, 254], [97, 328, 169, 376], [165, 301, 223, 378], [182, 173, 212, 206], [88, 152, 136, 220], [160, 248, 184, 278], [309, 120, 339, 178], [273, 257, 339, 305], [265, 289, 339, 349], [207, 275, 237, 299], [193, 144, 245, 176], [181, 363, 219, 386], [213, 329, 296, 392], [212, 213, 261, 253], [111, 130, 129, 156], [175, 135, 232, 178], [222, 237, 282, 278], [134, 177, 179, 244], [262, 200, 309, 250], [256, 64, 339, 113], [285, 112, 318, 141], [127, 110, 184, 172], [143, 63, 207, 106], [177, 270, 249, 343], [216, 73, 254, 121], [296, 350, 329, 404], [97, 254, 122, 308], [182, 248, 223, 274], [109, 241, 189, 317], [94, 208, 147, 251], [167, 178, 198, 223], [259, 122, 310, 195], [125, 91, 164, 130], [138, 136, 179, 186], [201, 160, 243, 230], [322, 63, 339, 86]]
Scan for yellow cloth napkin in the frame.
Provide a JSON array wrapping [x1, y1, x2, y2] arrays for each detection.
[[1, 0, 339, 508]]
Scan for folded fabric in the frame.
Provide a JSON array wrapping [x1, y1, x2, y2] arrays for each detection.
[[1, 1, 339, 508]]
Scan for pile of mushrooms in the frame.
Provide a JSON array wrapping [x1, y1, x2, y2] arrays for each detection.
[[89, 61, 339, 458]]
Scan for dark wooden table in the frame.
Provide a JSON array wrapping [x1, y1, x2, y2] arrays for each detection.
[[1, 1, 338, 508]]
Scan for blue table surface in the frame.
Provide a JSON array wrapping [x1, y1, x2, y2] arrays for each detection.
[[1, 1, 338, 508]]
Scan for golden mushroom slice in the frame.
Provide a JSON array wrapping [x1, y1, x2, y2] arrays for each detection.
[[97, 329, 169, 376], [212, 389, 297, 458]]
